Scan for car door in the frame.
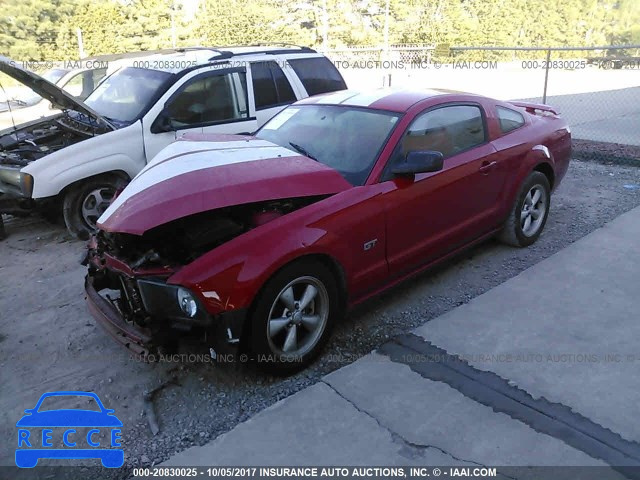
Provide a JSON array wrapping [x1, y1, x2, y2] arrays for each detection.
[[249, 61, 299, 127], [381, 103, 506, 277], [142, 67, 257, 161]]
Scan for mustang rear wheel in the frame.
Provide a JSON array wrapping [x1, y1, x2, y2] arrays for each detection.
[[249, 260, 340, 374], [499, 171, 550, 247], [63, 175, 127, 240]]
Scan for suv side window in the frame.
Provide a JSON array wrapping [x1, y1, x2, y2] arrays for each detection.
[[251, 61, 296, 110], [63, 69, 107, 100], [496, 106, 525, 133], [62, 73, 84, 98], [288, 57, 347, 96], [164, 71, 248, 128]]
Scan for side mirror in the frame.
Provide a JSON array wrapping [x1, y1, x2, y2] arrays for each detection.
[[392, 150, 444, 176], [150, 109, 175, 134]]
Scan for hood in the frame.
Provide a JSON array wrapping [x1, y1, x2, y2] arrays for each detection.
[[98, 136, 352, 234], [0, 56, 114, 130]]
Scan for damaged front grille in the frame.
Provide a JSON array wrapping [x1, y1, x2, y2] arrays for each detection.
[[90, 269, 151, 327], [96, 196, 327, 269], [118, 275, 146, 321]]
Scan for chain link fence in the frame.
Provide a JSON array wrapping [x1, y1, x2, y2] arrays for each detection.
[[1, 47, 638, 164], [326, 45, 640, 164]]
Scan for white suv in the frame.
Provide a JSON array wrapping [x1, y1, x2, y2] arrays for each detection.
[[0, 46, 347, 238]]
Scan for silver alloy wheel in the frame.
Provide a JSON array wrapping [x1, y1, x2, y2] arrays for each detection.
[[266, 275, 330, 358], [520, 184, 548, 237], [81, 187, 116, 229]]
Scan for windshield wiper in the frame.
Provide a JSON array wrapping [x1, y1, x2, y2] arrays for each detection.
[[289, 142, 318, 162]]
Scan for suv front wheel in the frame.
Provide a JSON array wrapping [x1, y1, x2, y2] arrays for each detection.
[[63, 175, 127, 239]]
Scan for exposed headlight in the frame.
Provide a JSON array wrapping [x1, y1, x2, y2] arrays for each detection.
[[19, 172, 34, 198], [177, 287, 197, 318]]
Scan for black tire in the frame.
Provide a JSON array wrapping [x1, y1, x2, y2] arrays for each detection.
[[63, 175, 127, 240], [498, 171, 550, 247], [248, 260, 341, 375]]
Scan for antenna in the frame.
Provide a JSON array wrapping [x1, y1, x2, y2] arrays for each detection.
[[0, 80, 18, 135]]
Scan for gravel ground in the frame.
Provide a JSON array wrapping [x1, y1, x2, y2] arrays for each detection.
[[573, 138, 640, 165], [1, 159, 640, 479]]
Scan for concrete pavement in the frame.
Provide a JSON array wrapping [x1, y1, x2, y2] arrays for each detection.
[[164, 205, 640, 476]]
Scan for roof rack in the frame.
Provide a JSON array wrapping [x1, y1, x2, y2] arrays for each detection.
[[84, 47, 212, 63], [207, 45, 316, 61], [83, 45, 315, 64], [211, 43, 315, 51]]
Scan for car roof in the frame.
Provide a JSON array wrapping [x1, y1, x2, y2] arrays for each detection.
[[111, 45, 320, 74], [295, 88, 484, 113]]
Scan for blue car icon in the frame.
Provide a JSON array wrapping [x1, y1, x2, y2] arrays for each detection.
[[16, 391, 123, 468]]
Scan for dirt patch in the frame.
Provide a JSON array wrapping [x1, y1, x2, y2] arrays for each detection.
[[572, 138, 640, 165]]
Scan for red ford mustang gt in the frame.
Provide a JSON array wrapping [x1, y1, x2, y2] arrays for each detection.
[[85, 88, 571, 373]]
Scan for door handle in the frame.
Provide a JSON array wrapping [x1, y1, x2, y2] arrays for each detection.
[[479, 161, 497, 173]]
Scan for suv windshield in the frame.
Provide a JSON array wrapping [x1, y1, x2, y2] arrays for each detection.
[[8, 68, 69, 107], [85, 67, 171, 124], [256, 105, 400, 186]]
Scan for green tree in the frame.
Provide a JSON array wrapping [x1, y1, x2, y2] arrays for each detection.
[[0, 0, 81, 60]]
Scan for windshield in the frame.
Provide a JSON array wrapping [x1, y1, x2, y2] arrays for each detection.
[[256, 105, 400, 186], [85, 67, 172, 124], [5, 68, 70, 107]]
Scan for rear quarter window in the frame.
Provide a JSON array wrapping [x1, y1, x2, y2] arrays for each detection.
[[288, 57, 347, 96], [497, 106, 525, 134]]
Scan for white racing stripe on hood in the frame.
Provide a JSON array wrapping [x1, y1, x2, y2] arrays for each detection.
[[142, 139, 276, 171], [99, 144, 297, 223]]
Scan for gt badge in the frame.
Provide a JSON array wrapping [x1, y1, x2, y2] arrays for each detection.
[[363, 239, 378, 251]]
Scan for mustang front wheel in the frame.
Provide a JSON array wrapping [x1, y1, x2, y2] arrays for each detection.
[[249, 260, 339, 374], [499, 171, 550, 247]]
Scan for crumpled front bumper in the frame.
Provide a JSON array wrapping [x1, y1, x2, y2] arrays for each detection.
[[84, 275, 153, 357], [85, 273, 249, 358]]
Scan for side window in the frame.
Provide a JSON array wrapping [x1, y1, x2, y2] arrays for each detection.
[[251, 61, 296, 110], [65, 69, 108, 100], [288, 57, 347, 96], [270, 63, 296, 104], [400, 105, 486, 159], [496, 106, 525, 133], [62, 73, 84, 98], [164, 71, 248, 128]]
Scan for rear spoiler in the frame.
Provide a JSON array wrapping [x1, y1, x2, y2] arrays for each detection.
[[509, 101, 559, 116]]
